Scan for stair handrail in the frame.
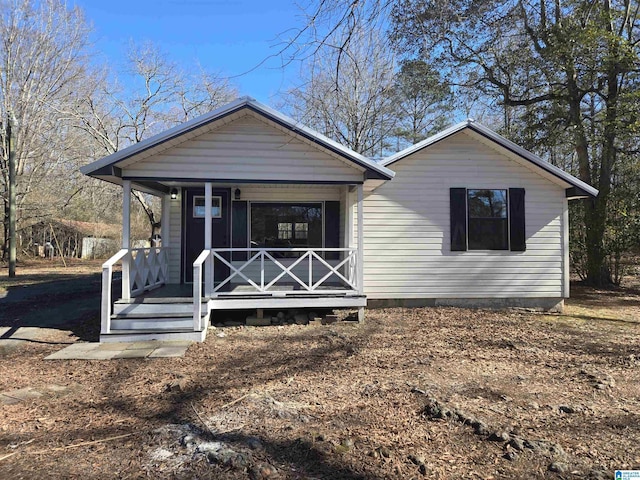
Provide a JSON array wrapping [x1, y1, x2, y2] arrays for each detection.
[[101, 248, 129, 335], [193, 249, 211, 331]]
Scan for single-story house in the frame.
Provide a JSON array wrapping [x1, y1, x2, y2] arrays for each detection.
[[80, 97, 598, 342]]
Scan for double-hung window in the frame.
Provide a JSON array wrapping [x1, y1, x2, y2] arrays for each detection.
[[450, 188, 526, 252], [467, 189, 509, 250]]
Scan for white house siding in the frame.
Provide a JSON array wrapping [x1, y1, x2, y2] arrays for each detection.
[[362, 131, 566, 299], [165, 184, 346, 285], [167, 192, 182, 284], [122, 114, 363, 183]]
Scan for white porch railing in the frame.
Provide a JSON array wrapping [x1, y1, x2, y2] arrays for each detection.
[[101, 247, 168, 334], [129, 247, 169, 297], [193, 249, 211, 331], [198, 248, 358, 297]]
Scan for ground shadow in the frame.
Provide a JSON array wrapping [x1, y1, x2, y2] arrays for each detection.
[[0, 271, 104, 342]]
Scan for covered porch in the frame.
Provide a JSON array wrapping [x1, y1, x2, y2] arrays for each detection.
[[81, 97, 394, 342], [99, 180, 368, 342]]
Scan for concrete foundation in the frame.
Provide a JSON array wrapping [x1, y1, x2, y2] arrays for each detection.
[[367, 297, 564, 313]]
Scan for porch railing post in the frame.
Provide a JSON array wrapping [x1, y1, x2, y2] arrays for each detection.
[[346, 186, 355, 286], [194, 261, 202, 331], [101, 249, 129, 336], [193, 250, 209, 331], [357, 183, 364, 295], [101, 265, 112, 334]]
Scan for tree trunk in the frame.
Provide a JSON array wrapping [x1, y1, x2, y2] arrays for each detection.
[[583, 1, 620, 287], [583, 196, 610, 285], [564, 65, 612, 286]]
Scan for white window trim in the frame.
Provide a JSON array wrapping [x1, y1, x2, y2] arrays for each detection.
[[193, 195, 222, 219]]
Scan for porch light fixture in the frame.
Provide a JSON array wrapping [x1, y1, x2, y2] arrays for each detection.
[[170, 188, 178, 200], [234, 188, 241, 200]]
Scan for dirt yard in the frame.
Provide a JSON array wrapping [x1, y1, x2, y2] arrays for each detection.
[[1, 261, 639, 479]]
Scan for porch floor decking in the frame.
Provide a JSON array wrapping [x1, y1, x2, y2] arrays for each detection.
[[115, 283, 366, 310], [118, 283, 359, 302]]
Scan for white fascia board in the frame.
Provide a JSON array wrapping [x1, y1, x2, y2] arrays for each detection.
[[381, 120, 472, 167], [81, 96, 395, 181], [80, 97, 253, 176], [381, 119, 598, 197]]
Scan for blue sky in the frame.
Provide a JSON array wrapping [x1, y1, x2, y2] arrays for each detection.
[[76, 0, 306, 104]]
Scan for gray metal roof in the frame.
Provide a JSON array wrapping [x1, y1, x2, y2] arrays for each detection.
[[80, 96, 395, 181], [382, 119, 598, 198]]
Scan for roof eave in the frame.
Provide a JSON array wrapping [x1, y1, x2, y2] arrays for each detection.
[[80, 97, 395, 181], [81, 97, 254, 177], [381, 120, 597, 198]]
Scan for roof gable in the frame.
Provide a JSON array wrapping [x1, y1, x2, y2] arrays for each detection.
[[81, 97, 394, 181], [122, 113, 367, 183], [381, 120, 598, 198]]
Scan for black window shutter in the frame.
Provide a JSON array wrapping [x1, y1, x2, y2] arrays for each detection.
[[232, 201, 248, 260], [509, 188, 526, 251], [450, 188, 467, 251], [324, 201, 340, 260]]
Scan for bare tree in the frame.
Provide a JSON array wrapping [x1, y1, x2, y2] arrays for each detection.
[[288, 0, 640, 286], [391, 59, 454, 149], [285, 27, 397, 157], [70, 42, 238, 242], [0, 0, 91, 263]]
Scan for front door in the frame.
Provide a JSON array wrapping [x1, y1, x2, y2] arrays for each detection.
[[183, 187, 231, 285]]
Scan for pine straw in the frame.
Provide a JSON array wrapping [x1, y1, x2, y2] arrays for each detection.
[[1, 302, 639, 479]]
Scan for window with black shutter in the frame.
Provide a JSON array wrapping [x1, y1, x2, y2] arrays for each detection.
[[450, 188, 526, 252], [468, 189, 509, 250], [508, 188, 526, 251]]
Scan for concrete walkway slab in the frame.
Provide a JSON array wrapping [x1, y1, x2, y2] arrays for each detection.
[[126, 341, 162, 350], [0, 387, 44, 405], [148, 346, 187, 358], [113, 348, 155, 359], [0, 382, 78, 405], [0, 326, 51, 355], [45, 341, 191, 360], [81, 349, 119, 360]]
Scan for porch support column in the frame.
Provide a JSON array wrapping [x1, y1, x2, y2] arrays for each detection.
[[345, 185, 356, 293], [356, 183, 364, 292], [356, 183, 365, 322], [345, 186, 354, 249], [122, 179, 131, 300], [204, 182, 213, 296]]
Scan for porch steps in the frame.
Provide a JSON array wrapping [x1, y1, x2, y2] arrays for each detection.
[[111, 317, 194, 330], [113, 302, 207, 316], [102, 300, 209, 343], [100, 328, 207, 343]]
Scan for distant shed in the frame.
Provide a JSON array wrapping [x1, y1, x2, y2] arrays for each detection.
[[21, 219, 121, 259]]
